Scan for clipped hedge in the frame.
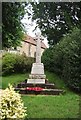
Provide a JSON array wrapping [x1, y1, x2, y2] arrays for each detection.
[[2, 53, 34, 75], [42, 27, 81, 92]]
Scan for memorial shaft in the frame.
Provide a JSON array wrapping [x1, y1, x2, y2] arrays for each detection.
[[36, 35, 41, 63]]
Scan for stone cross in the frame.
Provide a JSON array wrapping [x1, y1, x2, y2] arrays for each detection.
[[35, 32, 43, 64], [27, 32, 46, 84]]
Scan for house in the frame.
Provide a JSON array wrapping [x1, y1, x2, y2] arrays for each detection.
[[16, 35, 47, 58]]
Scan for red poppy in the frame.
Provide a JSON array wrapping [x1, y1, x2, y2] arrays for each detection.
[[26, 87, 43, 91]]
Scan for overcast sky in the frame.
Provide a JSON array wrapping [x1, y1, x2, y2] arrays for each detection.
[[21, 8, 49, 48]]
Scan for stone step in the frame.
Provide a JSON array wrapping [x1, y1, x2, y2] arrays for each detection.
[[27, 79, 45, 84], [15, 88, 63, 95], [16, 83, 56, 89]]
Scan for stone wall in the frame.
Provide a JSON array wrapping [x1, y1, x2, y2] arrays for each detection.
[[17, 41, 45, 58]]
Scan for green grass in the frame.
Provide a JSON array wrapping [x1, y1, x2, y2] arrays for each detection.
[[2, 73, 29, 89], [22, 94, 79, 119], [2, 72, 80, 119], [45, 71, 67, 89]]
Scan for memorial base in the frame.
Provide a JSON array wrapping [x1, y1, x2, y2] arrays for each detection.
[[27, 79, 45, 84], [27, 63, 46, 84]]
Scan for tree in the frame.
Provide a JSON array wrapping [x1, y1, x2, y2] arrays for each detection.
[[31, 2, 81, 46], [2, 2, 27, 48]]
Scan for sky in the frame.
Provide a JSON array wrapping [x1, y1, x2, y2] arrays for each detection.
[[21, 8, 49, 48]]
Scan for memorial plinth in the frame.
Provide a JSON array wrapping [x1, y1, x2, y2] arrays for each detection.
[[27, 32, 46, 84], [31, 63, 44, 75]]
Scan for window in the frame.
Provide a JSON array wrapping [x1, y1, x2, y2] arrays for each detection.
[[28, 44, 31, 57]]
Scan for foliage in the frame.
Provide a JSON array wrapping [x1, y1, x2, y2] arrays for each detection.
[[14, 54, 34, 73], [42, 48, 54, 72], [60, 28, 81, 92], [31, 2, 81, 46], [2, 53, 34, 75], [2, 2, 27, 48], [42, 46, 63, 75], [2, 53, 16, 75], [0, 84, 27, 119], [42, 27, 81, 92]]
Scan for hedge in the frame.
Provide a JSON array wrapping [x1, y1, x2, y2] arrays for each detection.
[[42, 27, 81, 92]]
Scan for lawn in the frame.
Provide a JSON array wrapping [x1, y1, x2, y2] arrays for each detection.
[[2, 73, 28, 89], [2, 71, 80, 119], [23, 94, 79, 119]]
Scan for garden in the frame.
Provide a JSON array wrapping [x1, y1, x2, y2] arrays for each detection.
[[1, 2, 81, 120], [1, 28, 81, 118]]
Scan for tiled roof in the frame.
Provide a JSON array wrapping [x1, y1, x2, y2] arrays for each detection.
[[23, 35, 47, 49]]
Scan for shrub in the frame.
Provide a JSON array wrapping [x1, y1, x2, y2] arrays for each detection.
[[2, 53, 16, 75], [42, 48, 54, 72], [42, 45, 63, 75], [14, 54, 34, 73], [61, 28, 81, 92], [42, 27, 81, 92], [0, 84, 27, 119], [2, 53, 34, 75]]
